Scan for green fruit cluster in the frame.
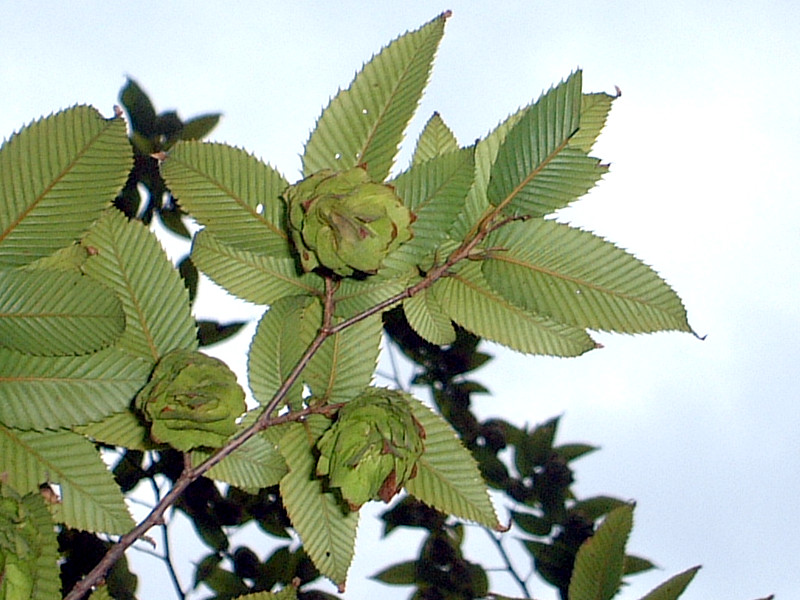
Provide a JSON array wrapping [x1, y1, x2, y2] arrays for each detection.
[[285, 166, 414, 276], [0, 489, 41, 600], [135, 349, 246, 451], [316, 389, 425, 510]]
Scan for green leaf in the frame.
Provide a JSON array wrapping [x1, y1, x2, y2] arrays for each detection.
[[233, 585, 299, 600], [449, 107, 526, 241], [120, 78, 157, 137], [570, 496, 629, 523], [332, 276, 409, 319], [483, 220, 693, 334], [0, 426, 135, 533], [0, 105, 131, 267], [568, 504, 634, 600], [571, 93, 616, 153], [624, 554, 657, 576], [511, 510, 552, 536], [371, 560, 418, 585], [556, 443, 598, 462], [193, 433, 287, 491], [162, 141, 292, 258], [303, 12, 450, 181], [73, 409, 154, 450], [277, 416, 359, 591], [404, 396, 501, 529], [412, 112, 459, 164], [433, 261, 597, 356], [637, 566, 701, 600], [180, 114, 222, 141], [190, 229, 321, 305], [81, 209, 198, 363], [488, 71, 607, 217], [0, 347, 151, 430], [0, 269, 124, 356], [18, 490, 61, 600], [383, 147, 475, 273], [305, 312, 383, 403], [248, 296, 320, 410], [402, 288, 456, 345]]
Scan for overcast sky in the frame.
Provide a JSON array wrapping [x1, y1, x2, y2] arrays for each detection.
[[2, 2, 798, 599]]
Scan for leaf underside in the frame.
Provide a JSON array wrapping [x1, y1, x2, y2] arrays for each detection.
[[637, 566, 701, 600], [0, 105, 131, 267], [162, 141, 292, 258], [0, 426, 135, 534], [81, 210, 198, 363], [483, 219, 691, 334], [278, 416, 359, 591], [404, 397, 501, 529], [194, 433, 287, 491], [303, 12, 449, 181], [0, 268, 125, 356]]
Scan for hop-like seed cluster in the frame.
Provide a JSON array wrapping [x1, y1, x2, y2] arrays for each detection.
[[316, 389, 425, 510], [135, 349, 246, 451], [284, 166, 414, 276]]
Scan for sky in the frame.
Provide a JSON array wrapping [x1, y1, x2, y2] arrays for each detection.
[[2, 2, 799, 599]]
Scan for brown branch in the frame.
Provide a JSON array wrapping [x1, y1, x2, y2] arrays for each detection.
[[64, 221, 503, 600]]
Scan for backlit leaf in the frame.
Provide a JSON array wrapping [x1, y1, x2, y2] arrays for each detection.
[[81, 210, 197, 363], [637, 566, 701, 600], [193, 434, 287, 491], [0, 347, 151, 431], [483, 220, 692, 334], [568, 504, 633, 600], [191, 229, 321, 305], [0, 426, 135, 534], [402, 288, 456, 345], [0, 268, 124, 356], [277, 416, 358, 591], [404, 396, 501, 529], [0, 106, 131, 267], [248, 296, 321, 410], [162, 141, 292, 258], [303, 12, 450, 181], [488, 71, 607, 217], [412, 112, 459, 164], [433, 262, 597, 356]]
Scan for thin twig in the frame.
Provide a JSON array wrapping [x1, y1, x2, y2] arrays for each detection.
[[149, 478, 185, 600], [485, 528, 531, 599], [64, 211, 505, 600]]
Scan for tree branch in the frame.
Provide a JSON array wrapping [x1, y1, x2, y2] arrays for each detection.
[[64, 219, 500, 600]]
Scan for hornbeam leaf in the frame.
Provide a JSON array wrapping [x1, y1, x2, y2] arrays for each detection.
[[0, 426, 135, 534], [0, 268, 124, 356], [571, 92, 617, 153], [404, 396, 501, 529], [433, 261, 597, 356], [191, 229, 322, 305], [412, 112, 459, 165], [0, 347, 151, 431], [332, 277, 409, 319], [193, 434, 287, 491], [383, 146, 475, 273], [74, 409, 154, 451], [402, 288, 456, 345], [81, 210, 197, 363], [21, 490, 61, 600], [232, 587, 298, 600], [277, 416, 359, 591], [483, 220, 692, 334], [304, 312, 383, 404], [248, 296, 321, 410], [488, 71, 607, 217], [449, 106, 526, 241], [568, 504, 634, 600], [0, 105, 131, 267], [303, 12, 450, 182], [162, 141, 293, 258], [637, 566, 701, 600]]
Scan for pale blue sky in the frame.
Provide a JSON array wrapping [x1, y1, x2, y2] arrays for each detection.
[[2, 2, 799, 599]]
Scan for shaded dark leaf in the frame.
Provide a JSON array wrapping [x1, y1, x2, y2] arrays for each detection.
[[198, 320, 248, 347]]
